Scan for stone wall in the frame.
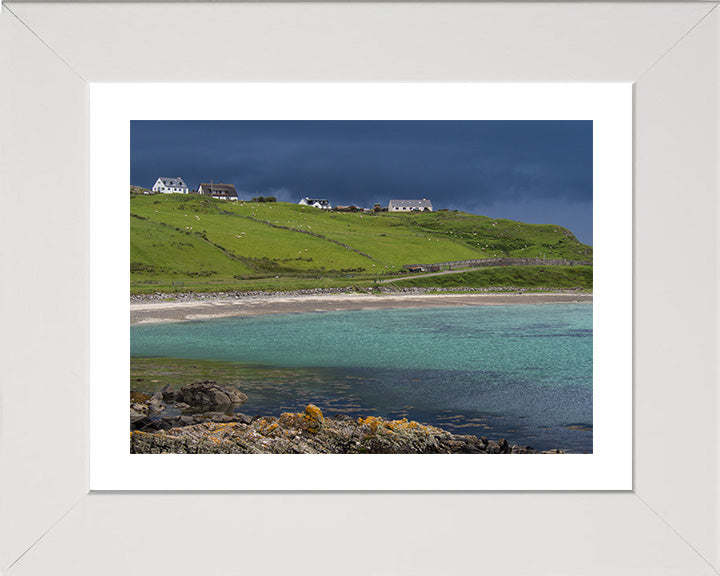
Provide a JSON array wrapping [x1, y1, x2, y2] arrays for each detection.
[[403, 257, 592, 271]]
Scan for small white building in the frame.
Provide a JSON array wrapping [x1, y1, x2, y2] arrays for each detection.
[[388, 198, 433, 212], [197, 182, 238, 200], [299, 197, 331, 210], [152, 177, 189, 194]]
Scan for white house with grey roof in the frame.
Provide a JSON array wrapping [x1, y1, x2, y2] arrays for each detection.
[[298, 197, 331, 210], [388, 198, 433, 212], [152, 177, 189, 194], [198, 182, 238, 200]]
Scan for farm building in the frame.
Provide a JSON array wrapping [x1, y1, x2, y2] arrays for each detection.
[[388, 199, 433, 212], [299, 198, 331, 210], [152, 177, 189, 194], [198, 182, 238, 200]]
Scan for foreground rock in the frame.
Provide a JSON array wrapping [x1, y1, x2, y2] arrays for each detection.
[[177, 381, 248, 409], [131, 404, 563, 455], [130, 403, 150, 424], [148, 391, 166, 414], [130, 391, 151, 424], [134, 411, 253, 432], [130, 382, 250, 431]]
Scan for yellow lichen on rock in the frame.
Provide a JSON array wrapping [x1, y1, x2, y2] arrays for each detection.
[[358, 416, 384, 434], [277, 412, 301, 429], [130, 391, 152, 404], [358, 416, 430, 434], [388, 419, 424, 432], [265, 422, 279, 434], [303, 404, 324, 433], [208, 422, 236, 431]]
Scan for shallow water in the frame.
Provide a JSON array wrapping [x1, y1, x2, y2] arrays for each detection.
[[131, 303, 593, 452]]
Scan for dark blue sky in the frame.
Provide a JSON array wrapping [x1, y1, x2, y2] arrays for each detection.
[[131, 120, 593, 244]]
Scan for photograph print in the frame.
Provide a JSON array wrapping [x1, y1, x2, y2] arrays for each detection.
[[129, 120, 593, 455]]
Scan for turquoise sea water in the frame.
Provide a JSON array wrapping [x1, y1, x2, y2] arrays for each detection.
[[131, 303, 593, 452]]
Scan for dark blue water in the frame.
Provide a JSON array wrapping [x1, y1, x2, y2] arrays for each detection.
[[131, 303, 593, 452]]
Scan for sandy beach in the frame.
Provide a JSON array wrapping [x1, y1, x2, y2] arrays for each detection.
[[130, 291, 592, 325]]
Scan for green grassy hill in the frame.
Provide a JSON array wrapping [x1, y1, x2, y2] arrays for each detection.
[[130, 194, 592, 293]]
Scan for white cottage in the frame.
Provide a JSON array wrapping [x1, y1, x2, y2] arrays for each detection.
[[388, 198, 433, 212], [298, 197, 331, 210], [152, 177, 189, 194], [197, 182, 238, 200]]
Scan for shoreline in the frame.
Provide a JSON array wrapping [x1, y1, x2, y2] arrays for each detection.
[[131, 290, 592, 325], [131, 392, 566, 455]]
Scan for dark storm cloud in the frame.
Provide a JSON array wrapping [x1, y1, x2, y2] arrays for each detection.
[[131, 120, 593, 243]]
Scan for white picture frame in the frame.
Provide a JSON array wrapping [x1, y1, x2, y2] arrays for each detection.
[[91, 83, 630, 491], [2, 2, 718, 574]]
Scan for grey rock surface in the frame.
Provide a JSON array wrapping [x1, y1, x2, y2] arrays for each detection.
[[177, 381, 248, 409]]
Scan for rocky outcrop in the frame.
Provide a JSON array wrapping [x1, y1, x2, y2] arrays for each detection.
[[131, 404, 563, 455], [160, 384, 176, 403], [129, 385, 254, 432], [130, 402, 150, 425], [176, 381, 248, 409], [303, 404, 324, 434], [148, 392, 166, 414], [133, 411, 254, 432]]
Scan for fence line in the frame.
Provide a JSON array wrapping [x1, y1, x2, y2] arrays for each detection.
[[402, 257, 591, 271]]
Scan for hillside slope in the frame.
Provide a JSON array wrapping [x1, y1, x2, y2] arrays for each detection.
[[130, 194, 592, 293]]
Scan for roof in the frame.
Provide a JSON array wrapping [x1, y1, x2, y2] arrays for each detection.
[[199, 183, 237, 195], [388, 198, 433, 208], [157, 177, 187, 188]]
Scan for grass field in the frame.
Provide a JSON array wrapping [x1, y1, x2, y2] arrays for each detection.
[[130, 194, 593, 293]]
